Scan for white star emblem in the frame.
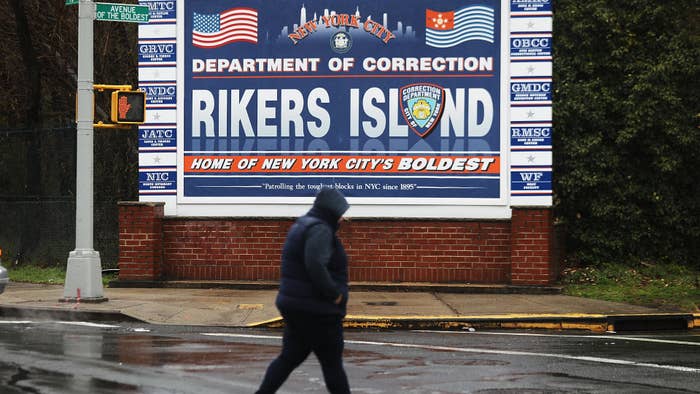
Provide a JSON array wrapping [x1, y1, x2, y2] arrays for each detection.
[[527, 155, 536, 163], [526, 110, 535, 118], [154, 156, 161, 164], [431, 14, 449, 29]]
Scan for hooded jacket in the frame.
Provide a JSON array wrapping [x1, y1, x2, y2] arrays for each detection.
[[276, 188, 350, 316]]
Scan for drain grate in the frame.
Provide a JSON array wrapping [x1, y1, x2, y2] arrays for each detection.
[[364, 301, 398, 306]]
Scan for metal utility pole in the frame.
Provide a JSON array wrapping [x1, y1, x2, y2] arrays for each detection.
[[62, 0, 105, 302]]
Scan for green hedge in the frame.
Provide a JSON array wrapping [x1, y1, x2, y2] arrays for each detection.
[[553, 1, 699, 266]]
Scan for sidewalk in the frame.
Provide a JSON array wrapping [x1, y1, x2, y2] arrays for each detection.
[[0, 282, 697, 332]]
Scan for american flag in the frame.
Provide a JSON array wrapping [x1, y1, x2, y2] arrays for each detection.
[[425, 6, 494, 48], [192, 7, 258, 48]]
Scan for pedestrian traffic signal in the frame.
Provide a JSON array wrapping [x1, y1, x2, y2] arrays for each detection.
[[110, 90, 146, 124]]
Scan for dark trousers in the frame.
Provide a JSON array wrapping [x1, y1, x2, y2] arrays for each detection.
[[256, 311, 350, 394]]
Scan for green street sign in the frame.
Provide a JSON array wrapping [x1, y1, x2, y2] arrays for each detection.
[[65, 0, 78, 5], [95, 3, 149, 23]]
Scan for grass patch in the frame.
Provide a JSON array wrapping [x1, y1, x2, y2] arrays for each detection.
[[560, 263, 700, 312], [6, 265, 116, 287], [8, 265, 66, 285]]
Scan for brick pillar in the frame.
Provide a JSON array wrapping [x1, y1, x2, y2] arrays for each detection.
[[510, 207, 553, 285], [118, 202, 164, 281]]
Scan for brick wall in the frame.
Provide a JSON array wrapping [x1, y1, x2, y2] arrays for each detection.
[[510, 208, 554, 285], [162, 219, 290, 281], [118, 202, 164, 281], [118, 203, 555, 285], [342, 221, 511, 283]]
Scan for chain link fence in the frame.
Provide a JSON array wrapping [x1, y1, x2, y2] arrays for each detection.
[[0, 127, 138, 268]]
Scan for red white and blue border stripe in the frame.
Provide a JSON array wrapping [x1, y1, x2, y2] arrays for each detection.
[[509, 0, 552, 206], [138, 1, 178, 204]]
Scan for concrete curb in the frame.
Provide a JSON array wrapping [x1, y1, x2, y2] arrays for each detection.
[[250, 313, 697, 333], [2, 304, 695, 332], [0, 305, 144, 323]]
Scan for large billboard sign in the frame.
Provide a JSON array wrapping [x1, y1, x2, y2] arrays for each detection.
[[137, 0, 553, 217]]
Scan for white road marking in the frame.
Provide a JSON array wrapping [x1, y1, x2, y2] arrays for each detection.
[[0, 320, 120, 328], [204, 333, 280, 340], [348, 339, 700, 373], [56, 321, 120, 328], [163, 365, 234, 371], [202, 333, 700, 374], [413, 330, 700, 346]]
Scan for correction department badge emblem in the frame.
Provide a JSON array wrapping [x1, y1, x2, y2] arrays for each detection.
[[399, 83, 445, 137]]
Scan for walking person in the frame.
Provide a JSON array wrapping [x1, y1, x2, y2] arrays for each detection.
[[256, 187, 351, 394]]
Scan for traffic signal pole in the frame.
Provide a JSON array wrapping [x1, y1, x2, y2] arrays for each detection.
[[63, 0, 105, 302]]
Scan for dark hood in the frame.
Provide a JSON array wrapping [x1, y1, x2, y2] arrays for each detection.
[[309, 187, 349, 224]]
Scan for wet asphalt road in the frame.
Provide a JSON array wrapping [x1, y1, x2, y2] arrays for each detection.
[[0, 319, 698, 393]]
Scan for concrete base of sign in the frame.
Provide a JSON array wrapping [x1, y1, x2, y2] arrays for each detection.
[[62, 249, 107, 302]]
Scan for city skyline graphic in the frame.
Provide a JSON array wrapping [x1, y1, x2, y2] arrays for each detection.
[[273, 4, 416, 44]]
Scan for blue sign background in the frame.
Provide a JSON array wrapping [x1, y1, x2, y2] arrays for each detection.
[[510, 36, 551, 58], [140, 127, 177, 149], [510, 126, 551, 147], [140, 0, 176, 20], [510, 0, 551, 12], [139, 171, 177, 191], [183, 0, 503, 199], [138, 41, 176, 63], [511, 170, 551, 192], [143, 84, 177, 106], [510, 81, 552, 102]]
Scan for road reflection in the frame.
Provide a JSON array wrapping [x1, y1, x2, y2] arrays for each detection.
[[114, 334, 276, 368], [2, 320, 699, 393], [1, 322, 276, 393]]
